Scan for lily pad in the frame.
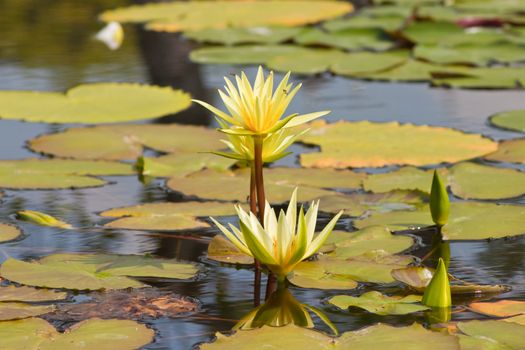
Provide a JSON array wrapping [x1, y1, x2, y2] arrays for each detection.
[[431, 66, 525, 89], [457, 320, 525, 350], [0, 285, 67, 302], [323, 226, 415, 259], [299, 120, 497, 168], [503, 315, 525, 326], [328, 291, 428, 315], [100, 1, 353, 32], [363, 59, 446, 82], [100, 201, 237, 231], [490, 110, 525, 133], [318, 191, 426, 217], [166, 169, 335, 203], [294, 27, 394, 51], [0, 159, 133, 189], [28, 124, 225, 161], [185, 26, 304, 45], [331, 50, 410, 77], [0, 317, 154, 350], [0, 223, 22, 243], [402, 21, 465, 45], [449, 162, 525, 200], [136, 153, 236, 178], [323, 15, 405, 32], [363, 167, 448, 194], [207, 235, 254, 265], [190, 44, 304, 65], [0, 83, 191, 124], [0, 303, 54, 321], [267, 47, 346, 75], [484, 138, 525, 164], [469, 300, 525, 317], [355, 202, 525, 241], [0, 253, 198, 291]]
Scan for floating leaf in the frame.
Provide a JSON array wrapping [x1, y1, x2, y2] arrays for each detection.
[[190, 44, 303, 65], [185, 26, 304, 45], [29, 124, 225, 161], [0, 159, 133, 190], [0, 83, 191, 124], [469, 300, 525, 318], [267, 47, 346, 75], [355, 202, 525, 241], [323, 15, 405, 32], [457, 320, 525, 350], [363, 167, 449, 193], [431, 66, 525, 89], [490, 110, 525, 133], [0, 285, 67, 302], [402, 21, 465, 45], [329, 291, 428, 315], [364, 59, 446, 82], [0, 253, 198, 291], [299, 120, 497, 168], [16, 210, 72, 229], [318, 191, 426, 217], [0, 317, 154, 350], [136, 153, 236, 178], [0, 223, 22, 243], [332, 50, 409, 76], [294, 27, 393, 51], [100, 1, 353, 32], [101, 201, 237, 231], [207, 235, 254, 265], [485, 138, 525, 164], [503, 315, 525, 326], [0, 303, 54, 321]]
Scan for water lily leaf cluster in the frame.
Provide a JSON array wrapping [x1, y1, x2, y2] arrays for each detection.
[[0, 83, 191, 124], [0, 253, 198, 291], [328, 291, 429, 315]]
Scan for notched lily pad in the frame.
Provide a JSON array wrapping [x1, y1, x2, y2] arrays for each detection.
[[0, 222, 22, 243], [299, 120, 497, 168], [0, 317, 154, 350], [0, 83, 191, 124], [0, 253, 199, 291], [485, 138, 525, 164], [469, 300, 525, 318], [328, 291, 428, 315], [489, 110, 525, 133]]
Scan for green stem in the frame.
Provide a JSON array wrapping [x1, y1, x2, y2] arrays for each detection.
[[250, 162, 261, 307]]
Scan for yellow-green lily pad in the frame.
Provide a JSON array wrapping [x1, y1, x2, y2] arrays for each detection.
[[0, 223, 22, 243], [294, 27, 394, 51], [207, 235, 254, 265], [299, 120, 497, 168], [0, 159, 133, 189], [0, 285, 67, 302], [0, 303, 54, 321], [184, 26, 304, 45], [469, 300, 525, 317], [363, 167, 449, 194], [431, 66, 525, 89], [485, 138, 525, 164], [323, 15, 405, 32], [490, 110, 525, 133], [402, 21, 465, 45], [28, 124, 225, 160], [0, 253, 198, 291], [100, 1, 353, 32], [0, 83, 191, 124], [355, 202, 525, 241], [0, 317, 154, 350], [100, 201, 237, 231], [136, 153, 236, 178], [328, 291, 428, 315], [457, 320, 525, 350]]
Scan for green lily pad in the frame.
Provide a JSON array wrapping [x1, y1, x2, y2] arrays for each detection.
[[207, 235, 254, 265], [294, 27, 393, 51], [331, 50, 410, 77], [166, 169, 336, 203], [318, 191, 426, 217], [136, 153, 236, 178], [328, 291, 428, 315], [190, 44, 304, 65], [0, 303, 54, 321], [363, 167, 449, 194], [364, 59, 447, 82], [457, 320, 525, 350], [0, 317, 154, 350], [185, 26, 304, 45], [263, 167, 366, 190], [299, 120, 497, 168], [100, 1, 353, 32], [28, 124, 225, 161], [355, 202, 525, 241], [485, 138, 525, 164], [453, 0, 525, 14], [0, 285, 67, 302], [323, 15, 405, 32], [431, 66, 525, 89], [199, 323, 459, 350], [0, 159, 133, 189], [267, 48, 346, 74], [490, 110, 525, 133], [100, 201, 237, 231], [449, 162, 525, 200], [0, 83, 191, 124], [0, 223, 22, 243], [503, 315, 525, 326], [402, 21, 465, 45], [323, 226, 415, 259], [0, 253, 198, 291], [469, 300, 525, 317]]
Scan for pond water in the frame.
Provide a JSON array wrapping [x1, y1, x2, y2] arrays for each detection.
[[1, 1, 525, 349]]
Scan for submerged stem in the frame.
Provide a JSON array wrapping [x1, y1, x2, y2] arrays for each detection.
[[250, 162, 261, 307]]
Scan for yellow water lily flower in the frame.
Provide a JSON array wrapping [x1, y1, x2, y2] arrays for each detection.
[[211, 189, 343, 281], [193, 66, 329, 136]]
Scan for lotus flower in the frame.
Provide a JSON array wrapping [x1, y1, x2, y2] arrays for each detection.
[[422, 258, 451, 308], [193, 67, 329, 136], [429, 170, 450, 227], [211, 189, 343, 281], [95, 21, 124, 50]]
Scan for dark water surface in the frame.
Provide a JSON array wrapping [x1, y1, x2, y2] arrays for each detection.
[[1, 1, 524, 349]]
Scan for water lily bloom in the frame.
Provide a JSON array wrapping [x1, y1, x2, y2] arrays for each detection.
[[422, 258, 452, 308], [193, 66, 329, 136], [95, 21, 124, 50], [211, 189, 343, 281], [429, 170, 450, 227]]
